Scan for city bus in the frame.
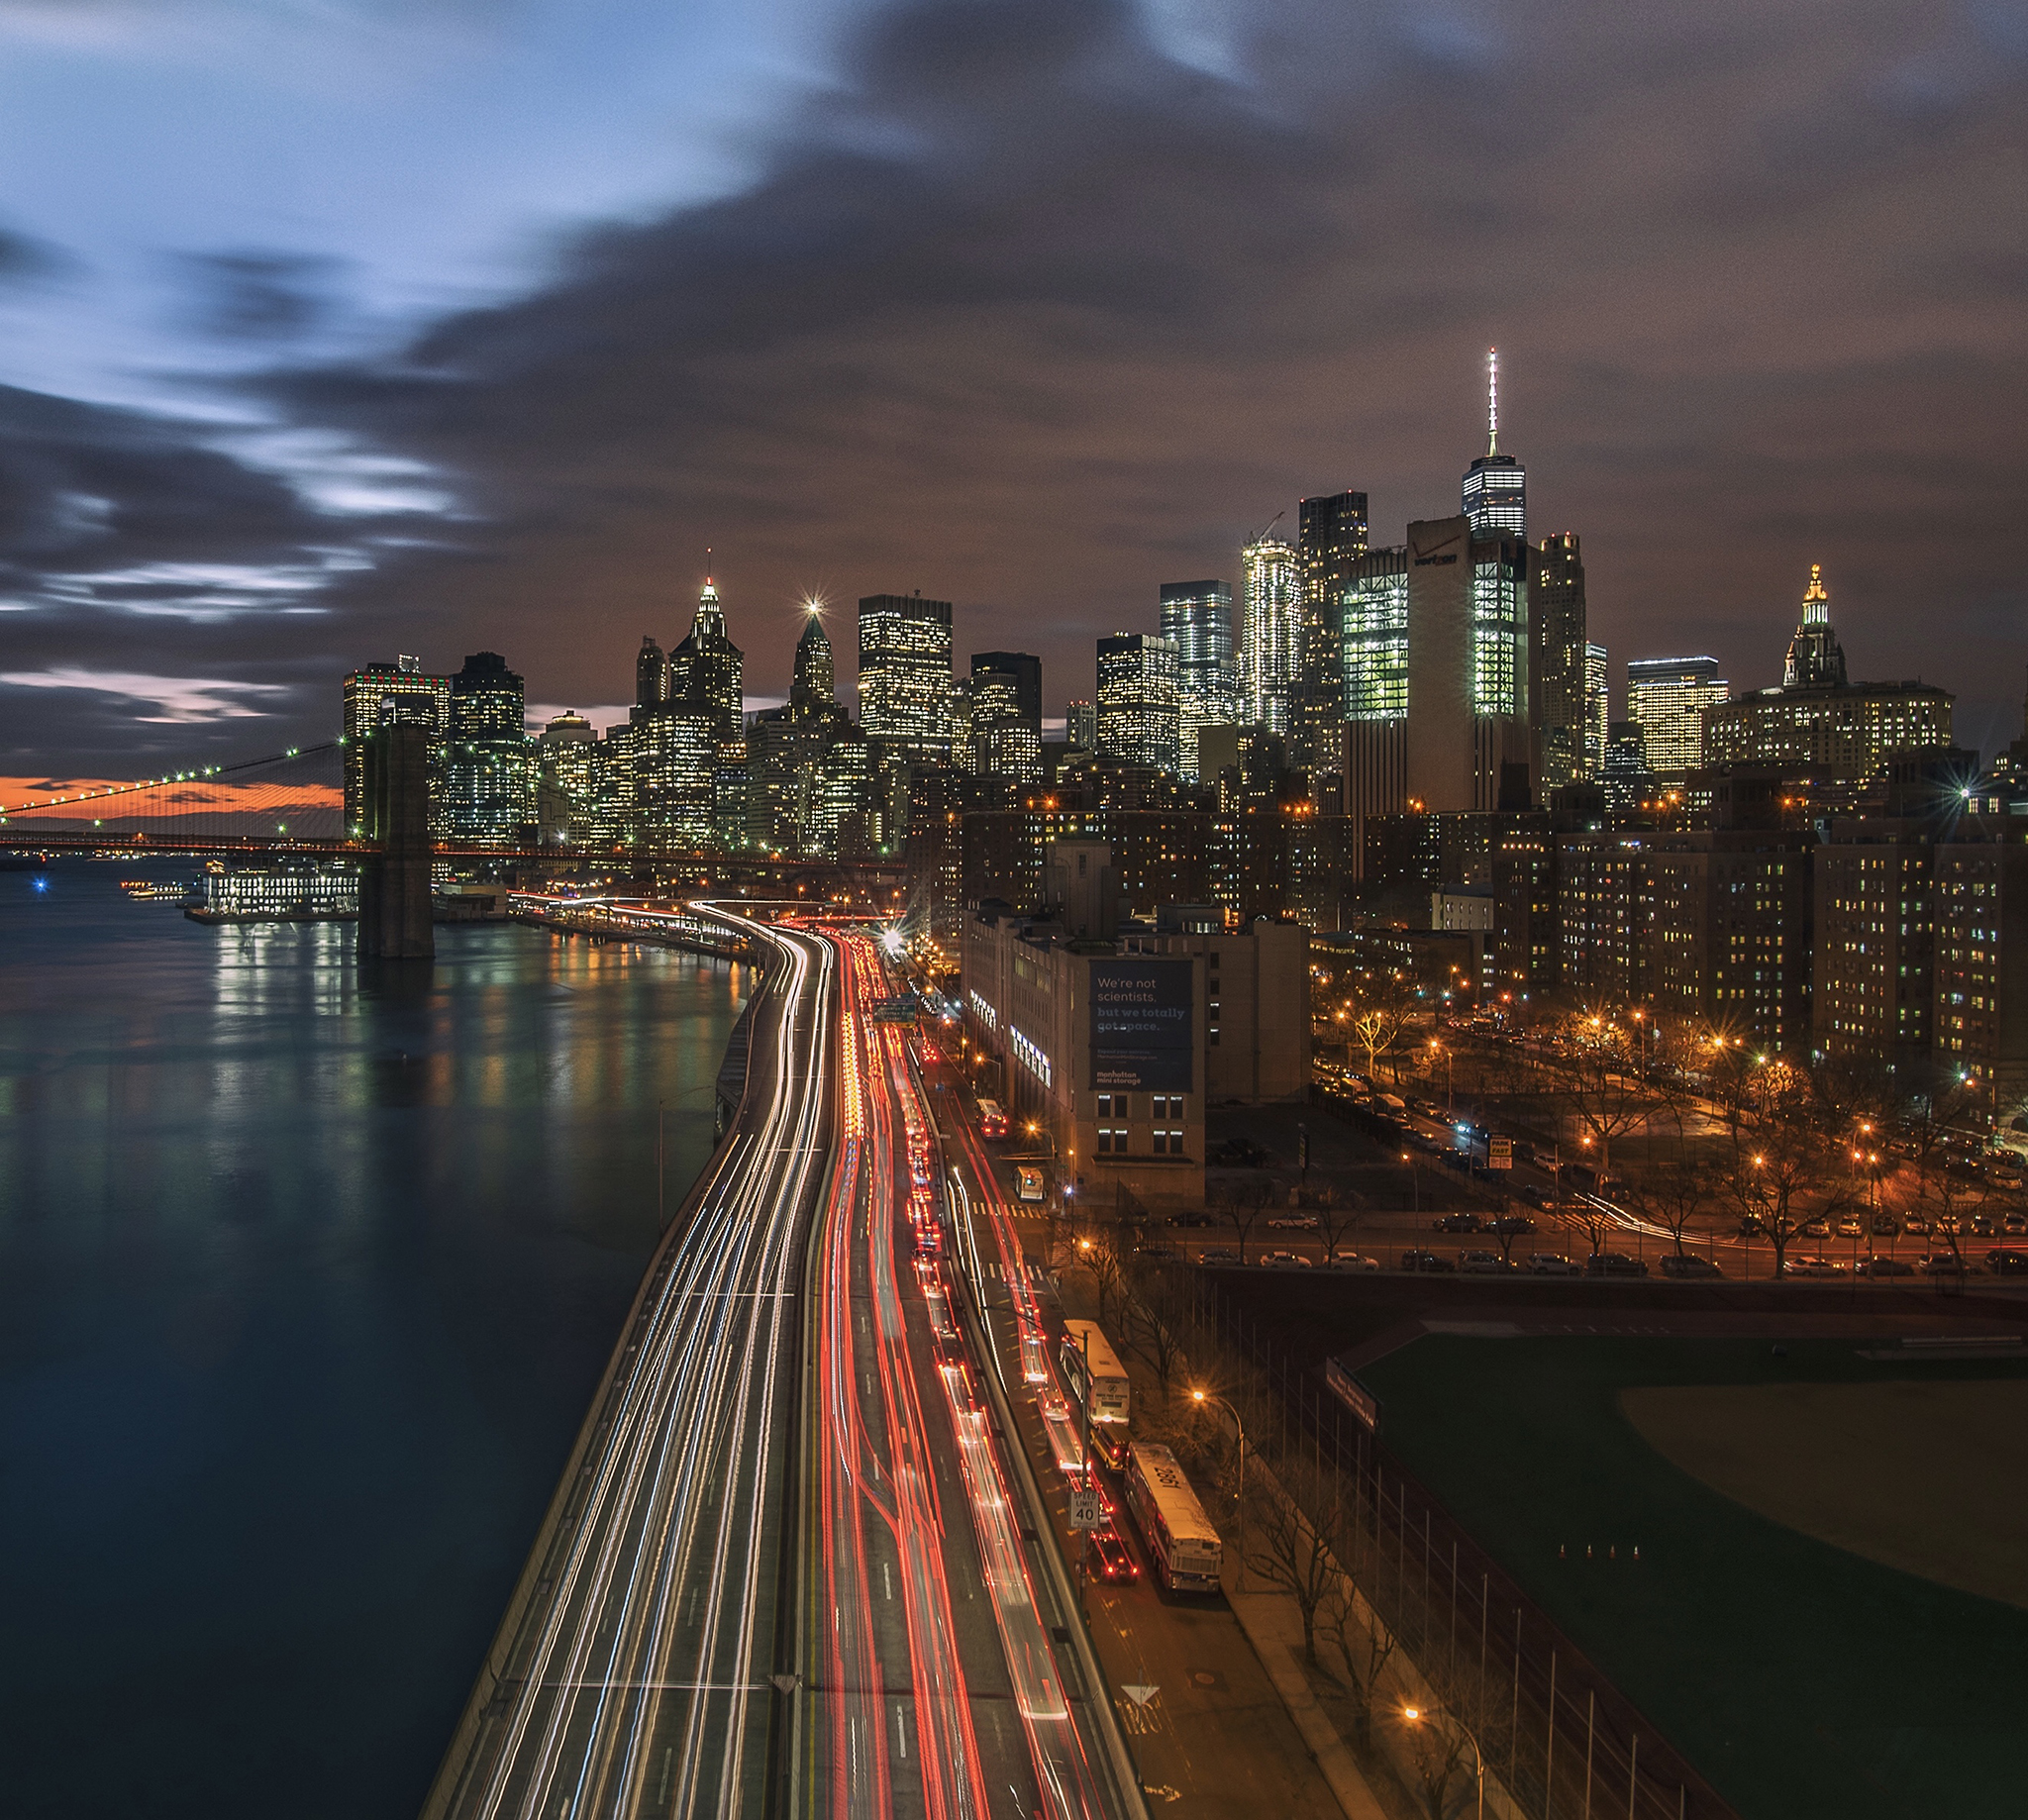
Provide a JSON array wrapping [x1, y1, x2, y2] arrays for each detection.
[[1061, 1319, 1131, 1466], [976, 1098, 1009, 1139], [1123, 1442, 1223, 1593]]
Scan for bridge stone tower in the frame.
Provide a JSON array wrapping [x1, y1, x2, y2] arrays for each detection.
[[357, 722, 435, 959]]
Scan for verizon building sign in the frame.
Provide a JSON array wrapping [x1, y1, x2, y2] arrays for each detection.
[[1089, 959, 1192, 1091]]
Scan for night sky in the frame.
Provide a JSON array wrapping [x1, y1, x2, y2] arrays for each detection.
[[2, 0, 2025, 783]]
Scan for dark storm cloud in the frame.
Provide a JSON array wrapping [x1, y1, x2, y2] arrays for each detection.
[[8, 0, 2028, 772]]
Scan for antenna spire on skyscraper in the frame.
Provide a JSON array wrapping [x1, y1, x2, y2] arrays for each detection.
[[1487, 346, 1499, 455]]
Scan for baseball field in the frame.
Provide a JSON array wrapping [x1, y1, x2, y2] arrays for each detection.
[[1359, 1334, 2028, 1820]]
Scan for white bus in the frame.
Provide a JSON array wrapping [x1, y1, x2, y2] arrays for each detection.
[[1124, 1442, 1223, 1593], [1061, 1319, 1131, 1464], [1015, 1165, 1045, 1203]]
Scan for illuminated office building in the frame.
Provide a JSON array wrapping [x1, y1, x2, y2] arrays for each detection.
[[1065, 699, 1098, 752], [1240, 537, 1300, 734], [1627, 656, 1728, 776], [1159, 580, 1237, 780], [667, 575, 744, 741], [1462, 348, 1526, 538], [342, 656, 449, 835], [859, 592, 955, 759], [535, 711, 594, 844], [969, 651, 1044, 782], [444, 651, 529, 847], [635, 636, 667, 709], [1583, 642, 1609, 780], [1292, 493, 1368, 770], [1531, 534, 1587, 790], [1342, 516, 1530, 872], [1784, 563, 1847, 688], [1096, 632, 1180, 773]]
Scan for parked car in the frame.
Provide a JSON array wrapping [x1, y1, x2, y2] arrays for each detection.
[[1799, 1218, 1830, 1238], [1837, 1217, 1865, 1238], [1399, 1249, 1457, 1273], [1902, 1214, 1931, 1236], [1659, 1253, 1724, 1279], [1458, 1251, 1514, 1274], [1971, 1213, 1999, 1237], [1856, 1257, 1915, 1277], [1268, 1213, 1320, 1231], [1324, 1253, 1381, 1271], [1212, 1137, 1269, 1168], [2005, 1213, 2028, 1235], [1585, 1252, 1649, 1278], [1985, 1249, 2028, 1276], [1919, 1252, 1971, 1274], [1432, 1212, 1481, 1233], [1260, 1251, 1312, 1269], [1089, 1529, 1140, 1584], [1197, 1247, 1241, 1264], [1785, 1256, 1843, 1277], [1489, 1214, 1536, 1235], [1167, 1211, 1218, 1229], [1526, 1253, 1582, 1275], [1871, 1212, 1900, 1236]]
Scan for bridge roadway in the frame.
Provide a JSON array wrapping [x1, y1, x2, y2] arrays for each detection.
[[423, 909, 837, 1820]]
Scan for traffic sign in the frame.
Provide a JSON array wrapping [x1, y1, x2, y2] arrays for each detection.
[[1488, 1138, 1513, 1169], [1068, 1485, 1103, 1530]]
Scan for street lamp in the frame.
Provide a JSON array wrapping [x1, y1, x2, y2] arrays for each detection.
[[1402, 1703, 1486, 1820], [1191, 1388, 1247, 1591]]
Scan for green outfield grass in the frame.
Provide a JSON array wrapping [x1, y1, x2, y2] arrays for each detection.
[[1359, 1336, 2028, 1820]]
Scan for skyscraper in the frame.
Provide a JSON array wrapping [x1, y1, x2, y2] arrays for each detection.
[[445, 651, 529, 846], [635, 636, 667, 710], [1462, 347, 1526, 539], [1583, 642, 1609, 779], [1240, 536, 1300, 734], [1159, 580, 1237, 780], [1065, 699, 1098, 752], [1095, 632, 1180, 773], [668, 575, 745, 740], [1531, 533, 1587, 790], [1292, 492, 1369, 771], [1783, 562, 1848, 688], [1627, 656, 1729, 776], [789, 608, 835, 719], [858, 592, 955, 759], [342, 655, 449, 835], [1341, 516, 1531, 867], [969, 652, 1043, 781]]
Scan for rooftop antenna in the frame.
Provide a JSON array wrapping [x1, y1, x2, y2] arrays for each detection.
[[1486, 346, 1499, 456]]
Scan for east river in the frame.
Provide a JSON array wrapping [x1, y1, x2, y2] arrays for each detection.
[[0, 861, 748, 1819]]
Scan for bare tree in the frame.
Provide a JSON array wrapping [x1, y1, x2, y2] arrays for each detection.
[[1219, 1178, 1275, 1265], [1076, 1227, 1128, 1331], [1243, 1456, 1347, 1668], [1724, 1060, 1858, 1276], [1543, 1010, 1656, 1182], [1316, 1584, 1398, 1752], [1400, 1712, 1472, 1820], [1628, 1141, 1710, 1259], [1313, 1186, 1365, 1265], [1123, 1264, 1189, 1408]]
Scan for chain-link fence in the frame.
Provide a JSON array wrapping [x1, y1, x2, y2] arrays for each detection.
[[1158, 1266, 1735, 1820]]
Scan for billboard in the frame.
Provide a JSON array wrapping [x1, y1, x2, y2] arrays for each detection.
[[1089, 959, 1192, 1091]]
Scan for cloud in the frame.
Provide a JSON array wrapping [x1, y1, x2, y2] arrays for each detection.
[[169, 250, 348, 344], [3, 0, 2027, 779], [0, 665, 289, 721]]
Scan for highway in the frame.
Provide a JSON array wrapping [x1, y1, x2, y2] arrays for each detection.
[[796, 930, 1121, 1820], [423, 909, 836, 1820]]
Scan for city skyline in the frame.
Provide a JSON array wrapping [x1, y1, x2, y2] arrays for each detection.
[[1, 0, 2023, 783]]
